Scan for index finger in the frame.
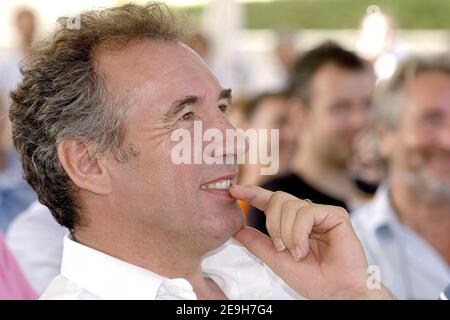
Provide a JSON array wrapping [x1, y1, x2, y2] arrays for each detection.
[[229, 185, 273, 211]]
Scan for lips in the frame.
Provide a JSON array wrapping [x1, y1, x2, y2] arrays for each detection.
[[200, 178, 231, 190], [199, 173, 237, 192]]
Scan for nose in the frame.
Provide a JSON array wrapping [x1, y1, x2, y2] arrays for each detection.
[[205, 117, 249, 162]]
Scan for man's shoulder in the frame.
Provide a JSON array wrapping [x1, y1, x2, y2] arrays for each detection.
[[440, 284, 450, 300], [7, 201, 67, 242], [351, 199, 377, 223], [350, 197, 380, 243], [350, 188, 386, 231], [40, 275, 98, 300], [40, 275, 83, 300]]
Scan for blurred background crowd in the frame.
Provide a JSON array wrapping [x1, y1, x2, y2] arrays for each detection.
[[0, 0, 449, 300]]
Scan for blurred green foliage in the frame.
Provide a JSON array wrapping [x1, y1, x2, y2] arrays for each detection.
[[181, 0, 450, 29]]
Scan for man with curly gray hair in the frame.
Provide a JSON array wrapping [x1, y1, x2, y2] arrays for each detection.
[[10, 2, 391, 300]]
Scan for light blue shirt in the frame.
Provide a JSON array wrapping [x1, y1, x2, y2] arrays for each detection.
[[352, 184, 450, 299], [441, 284, 450, 300], [0, 150, 36, 231]]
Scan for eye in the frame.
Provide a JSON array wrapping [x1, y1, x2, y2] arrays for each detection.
[[421, 112, 441, 126], [331, 103, 350, 113], [181, 111, 195, 121], [218, 104, 228, 113]]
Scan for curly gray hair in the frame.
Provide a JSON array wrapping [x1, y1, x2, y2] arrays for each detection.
[[9, 2, 182, 230]]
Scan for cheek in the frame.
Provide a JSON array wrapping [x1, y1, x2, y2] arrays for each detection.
[[315, 119, 347, 145], [393, 130, 428, 168], [402, 126, 436, 153], [319, 112, 348, 133]]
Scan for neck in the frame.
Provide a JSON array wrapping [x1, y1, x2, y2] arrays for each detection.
[[74, 204, 225, 299], [389, 172, 450, 264], [291, 140, 358, 203]]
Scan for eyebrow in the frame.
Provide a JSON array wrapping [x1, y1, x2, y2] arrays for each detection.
[[164, 88, 232, 119], [219, 88, 232, 102]]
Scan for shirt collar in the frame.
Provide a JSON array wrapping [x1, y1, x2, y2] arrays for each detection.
[[61, 233, 169, 300], [365, 183, 403, 236], [60, 234, 275, 300], [202, 238, 273, 300]]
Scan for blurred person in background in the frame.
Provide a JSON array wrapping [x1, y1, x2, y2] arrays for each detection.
[[184, 31, 251, 99], [275, 33, 298, 78], [0, 8, 36, 115], [0, 98, 36, 232], [6, 200, 66, 294], [0, 7, 37, 231], [183, 32, 250, 130], [270, 32, 300, 92], [238, 91, 297, 187], [350, 127, 385, 194], [184, 32, 209, 62], [352, 55, 450, 299], [248, 42, 376, 235], [0, 229, 36, 299]]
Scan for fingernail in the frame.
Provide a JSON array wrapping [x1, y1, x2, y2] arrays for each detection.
[[272, 238, 286, 251], [290, 247, 303, 261]]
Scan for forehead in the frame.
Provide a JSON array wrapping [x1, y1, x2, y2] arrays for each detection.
[[94, 39, 220, 103], [405, 71, 450, 109], [311, 63, 373, 98], [256, 96, 287, 114]]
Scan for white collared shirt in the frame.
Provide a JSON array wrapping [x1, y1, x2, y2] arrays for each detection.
[[40, 234, 304, 300], [351, 184, 450, 300]]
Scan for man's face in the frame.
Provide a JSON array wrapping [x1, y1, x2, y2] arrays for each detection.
[[250, 96, 296, 168], [97, 40, 245, 253], [304, 63, 374, 167], [387, 71, 450, 199], [17, 11, 35, 44]]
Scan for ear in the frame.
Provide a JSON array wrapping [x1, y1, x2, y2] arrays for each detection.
[[57, 138, 112, 195], [377, 123, 397, 160]]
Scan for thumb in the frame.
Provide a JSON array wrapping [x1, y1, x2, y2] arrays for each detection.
[[233, 226, 280, 267]]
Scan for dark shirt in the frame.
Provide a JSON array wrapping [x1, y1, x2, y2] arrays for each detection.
[[247, 172, 375, 235]]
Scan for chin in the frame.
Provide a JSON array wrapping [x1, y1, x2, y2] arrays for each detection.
[[205, 207, 245, 245]]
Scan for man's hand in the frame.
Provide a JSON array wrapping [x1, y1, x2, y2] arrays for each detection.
[[230, 185, 392, 300]]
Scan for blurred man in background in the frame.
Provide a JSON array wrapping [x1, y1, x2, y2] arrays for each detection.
[[352, 55, 450, 299], [238, 91, 297, 187], [0, 98, 36, 232], [249, 42, 376, 235], [271, 32, 299, 92], [0, 8, 36, 113], [0, 7, 37, 231]]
